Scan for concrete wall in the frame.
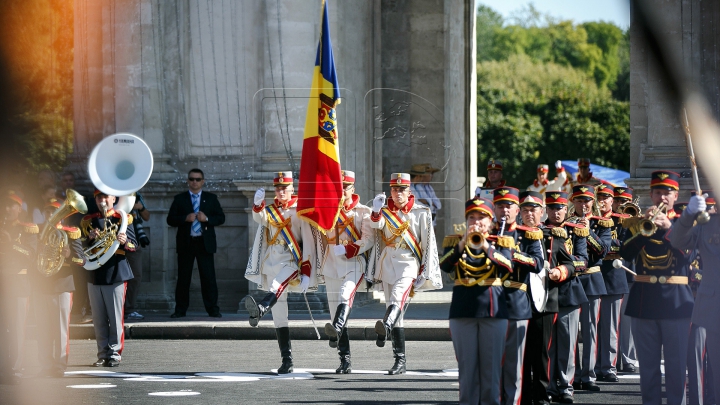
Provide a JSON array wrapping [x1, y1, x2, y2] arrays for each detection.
[[628, 0, 720, 204], [73, 0, 476, 312]]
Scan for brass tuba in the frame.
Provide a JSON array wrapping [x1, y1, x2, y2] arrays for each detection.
[[37, 189, 88, 277], [83, 133, 154, 270]]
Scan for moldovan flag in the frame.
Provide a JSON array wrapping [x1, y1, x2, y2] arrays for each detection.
[[296, 0, 342, 232]]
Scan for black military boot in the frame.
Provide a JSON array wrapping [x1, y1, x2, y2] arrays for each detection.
[[374, 304, 401, 347], [324, 304, 350, 348], [276, 327, 294, 374], [335, 327, 352, 374], [388, 327, 406, 375], [245, 292, 277, 327]]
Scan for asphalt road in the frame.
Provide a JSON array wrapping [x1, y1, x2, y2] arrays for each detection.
[[1, 340, 642, 404]]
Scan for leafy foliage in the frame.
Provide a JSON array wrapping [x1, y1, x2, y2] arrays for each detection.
[[477, 5, 628, 96], [0, 0, 73, 175], [477, 55, 630, 187]]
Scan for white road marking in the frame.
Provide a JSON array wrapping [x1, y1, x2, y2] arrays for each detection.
[[65, 368, 458, 383], [67, 370, 313, 382], [67, 384, 117, 389], [148, 391, 201, 396]]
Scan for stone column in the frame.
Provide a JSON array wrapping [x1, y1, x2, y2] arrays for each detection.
[[628, 0, 719, 204]]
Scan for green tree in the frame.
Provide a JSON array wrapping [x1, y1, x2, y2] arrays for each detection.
[[582, 21, 624, 90], [613, 29, 630, 101], [477, 55, 630, 187], [476, 4, 629, 99], [0, 0, 73, 175], [477, 5, 504, 62]]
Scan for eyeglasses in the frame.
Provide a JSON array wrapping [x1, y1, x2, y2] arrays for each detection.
[[188, 177, 204, 182]]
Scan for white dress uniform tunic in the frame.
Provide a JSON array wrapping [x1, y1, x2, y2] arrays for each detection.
[[318, 170, 375, 374], [368, 197, 442, 301], [526, 164, 568, 194], [367, 172, 442, 374], [244, 172, 318, 375], [246, 194, 317, 328], [319, 194, 373, 309]]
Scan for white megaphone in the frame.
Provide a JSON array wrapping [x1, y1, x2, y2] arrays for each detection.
[[84, 133, 154, 270]]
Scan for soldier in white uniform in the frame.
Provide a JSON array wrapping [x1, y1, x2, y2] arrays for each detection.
[[527, 161, 568, 194], [367, 172, 442, 375], [244, 171, 317, 374], [319, 170, 374, 374]]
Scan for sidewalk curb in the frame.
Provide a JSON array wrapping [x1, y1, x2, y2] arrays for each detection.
[[70, 322, 452, 341]]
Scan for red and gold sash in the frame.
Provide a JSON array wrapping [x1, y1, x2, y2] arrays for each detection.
[[338, 210, 361, 242], [381, 208, 422, 262], [265, 204, 302, 265]]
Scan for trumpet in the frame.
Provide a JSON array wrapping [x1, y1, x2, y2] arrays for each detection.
[[637, 202, 668, 237], [467, 231, 485, 250], [619, 201, 641, 217]]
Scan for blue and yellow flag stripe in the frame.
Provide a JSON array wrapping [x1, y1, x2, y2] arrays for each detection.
[[297, 0, 343, 233], [381, 208, 423, 262], [266, 205, 302, 265]]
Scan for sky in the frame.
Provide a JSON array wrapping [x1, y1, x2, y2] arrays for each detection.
[[478, 0, 631, 29]]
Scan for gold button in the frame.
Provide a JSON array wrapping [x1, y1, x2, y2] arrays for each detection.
[[503, 280, 511, 287], [650, 275, 658, 283], [658, 276, 667, 284], [671, 271, 675, 274]]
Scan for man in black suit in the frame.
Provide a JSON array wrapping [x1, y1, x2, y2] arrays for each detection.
[[167, 168, 225, 318]]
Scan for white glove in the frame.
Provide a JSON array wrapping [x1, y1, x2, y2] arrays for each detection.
[[254, 188, 265, 206], [372, 193, 386, 213], [474, 186, 482, 197], [332, 245, 346, 256], [299, 275, 310, 293], [555, 160, 563, 169], [686, 193, 707, 216], [414, 276, 426, 289]]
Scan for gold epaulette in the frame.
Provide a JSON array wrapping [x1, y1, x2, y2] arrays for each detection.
[[496, 235, 515, 248], [443, 234, 461, 248], [56, 224, 81, 240], [551, 227, 568, 239], [524, 228, 544, 240], [596, 218, 613, 228], [111, 211, 133, 225], [573, 227, 589, 238], [18, 222, 38, 234], [65, 227, 81, 240]]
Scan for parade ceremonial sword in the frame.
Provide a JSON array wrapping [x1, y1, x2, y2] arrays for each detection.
[[682, 108, 711, 224]]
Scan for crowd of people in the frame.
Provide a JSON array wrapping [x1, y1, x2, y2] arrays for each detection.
[[441, 158, 717, 405], [1, 159, 718, 405], [241, 158, 717, 405]]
